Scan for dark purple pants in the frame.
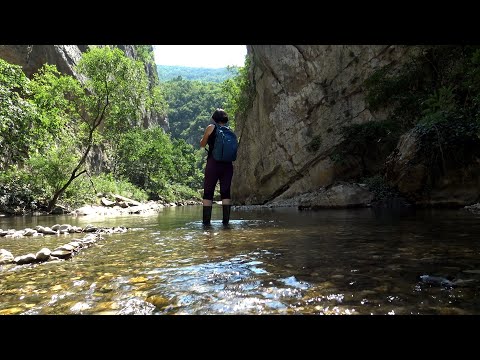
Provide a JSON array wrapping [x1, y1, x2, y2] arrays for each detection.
[[203, 156, 234, 200]]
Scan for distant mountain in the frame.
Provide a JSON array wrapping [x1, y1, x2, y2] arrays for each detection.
[[156, 65, 238, 83]]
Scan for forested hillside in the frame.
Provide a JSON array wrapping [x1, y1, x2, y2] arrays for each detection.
[[163, 79, 227, 144], [157, 65, 238, 82], [161, 58, 250, 147]]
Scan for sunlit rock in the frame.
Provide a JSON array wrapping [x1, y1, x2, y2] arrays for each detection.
[[68, 241, 82, 249], [55, 244, 75, 252], [41, 227, 57, 235], [146, 295, 170, 309], [35, 248, 51, 261], [23, 228, 37, 236], [51, 205, 69, 215], [129, 276, 148, 284], [0, 249, 14, 264], [101, 197, 116, 207], [51, 250, 72, 259], [14, 253, 37, 265], [84, 224, 98, 233], [70, 226, 83, 233], [0, 307, 24, 315], [74, 206, 97, 216]]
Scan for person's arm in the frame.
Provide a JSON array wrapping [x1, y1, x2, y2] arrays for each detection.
[[200, 124, 215, 148]]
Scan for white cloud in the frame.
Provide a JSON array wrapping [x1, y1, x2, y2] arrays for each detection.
[[153, 45, 247, 68]]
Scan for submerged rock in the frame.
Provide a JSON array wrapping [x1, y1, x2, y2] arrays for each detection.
[[420, 275, 477, 288]]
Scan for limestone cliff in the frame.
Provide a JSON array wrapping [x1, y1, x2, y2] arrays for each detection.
[[232, 45, 418, 204], [232, 45, 480, 207], [0, 45, 83, 77]]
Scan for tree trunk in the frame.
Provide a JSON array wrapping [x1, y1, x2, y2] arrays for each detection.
[[46, 98, 109, 213], [47, 170, 86, 212]]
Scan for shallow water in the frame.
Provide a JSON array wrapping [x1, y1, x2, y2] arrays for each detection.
[[1, 206, 480, 315]]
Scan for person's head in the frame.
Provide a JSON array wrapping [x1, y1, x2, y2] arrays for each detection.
[[211, 108, 229, 124]]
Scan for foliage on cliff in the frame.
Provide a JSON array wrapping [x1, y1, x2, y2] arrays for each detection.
[[338, 46, 480, 185]]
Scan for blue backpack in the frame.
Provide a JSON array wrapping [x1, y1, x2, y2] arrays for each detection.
[[212, 124, 238, 162]]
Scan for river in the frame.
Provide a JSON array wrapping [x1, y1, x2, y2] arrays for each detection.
[[1, 205, 480, 315]]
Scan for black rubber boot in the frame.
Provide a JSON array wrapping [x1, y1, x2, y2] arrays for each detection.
[[222, 205, 231, 225], [202, 206, 212, 225]]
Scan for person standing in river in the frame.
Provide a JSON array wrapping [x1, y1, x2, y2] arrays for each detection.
[[199, 109, 234, 226]]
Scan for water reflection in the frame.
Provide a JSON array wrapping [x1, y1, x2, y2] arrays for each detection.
[[1, 206, 480, 314]]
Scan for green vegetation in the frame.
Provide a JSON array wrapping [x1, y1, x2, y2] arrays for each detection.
[[0, 59, 44, 168], [161, 57, 252, 145], [334, 120, 401, 176], [336, 46, 480, 188], [361, 175, 400, 201], [222, 57, 255, 127], [162, 78, 228, 145], [0, 45, 250, 214], [306, 135, 322, 152], [365, 46, 480, 133], [159, 57, 251, 181], [114, 127, 202, 201], [0, 46, 209, 214], [157, 65, 238, 83], [136, 45, 155, 65]]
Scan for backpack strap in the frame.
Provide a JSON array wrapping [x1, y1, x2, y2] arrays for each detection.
[[206, 123, 219, 155]]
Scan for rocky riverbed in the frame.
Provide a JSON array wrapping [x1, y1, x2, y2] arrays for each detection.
[[0, 223, 129, 268], [0, 191, 201, 217]]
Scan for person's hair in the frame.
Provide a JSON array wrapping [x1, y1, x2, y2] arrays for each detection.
[[212, 108, 229, 124]]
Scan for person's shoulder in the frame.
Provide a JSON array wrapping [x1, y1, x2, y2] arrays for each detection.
[[205, 123, 216, 134]]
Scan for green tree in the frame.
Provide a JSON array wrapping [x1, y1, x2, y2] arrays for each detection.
[[0, 59, 38, 168], [28, 47, 155, 212], [114, 127, 201, 200], [162, 78, 227, 145], [136, 45, 155, 65], [157, 65, 237, 82], [221, 56, 253, 130]]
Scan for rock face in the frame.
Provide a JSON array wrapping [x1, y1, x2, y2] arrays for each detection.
[[385, 129, 480, 206], [232, 45, 419, 205], [0, 45, 83, 77], [267, 182, 374, 209]]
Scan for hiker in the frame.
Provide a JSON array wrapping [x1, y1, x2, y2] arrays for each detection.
[[199, 108, 236, 226]]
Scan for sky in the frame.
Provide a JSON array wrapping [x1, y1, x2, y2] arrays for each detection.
[[153, 45, 247, 68]]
